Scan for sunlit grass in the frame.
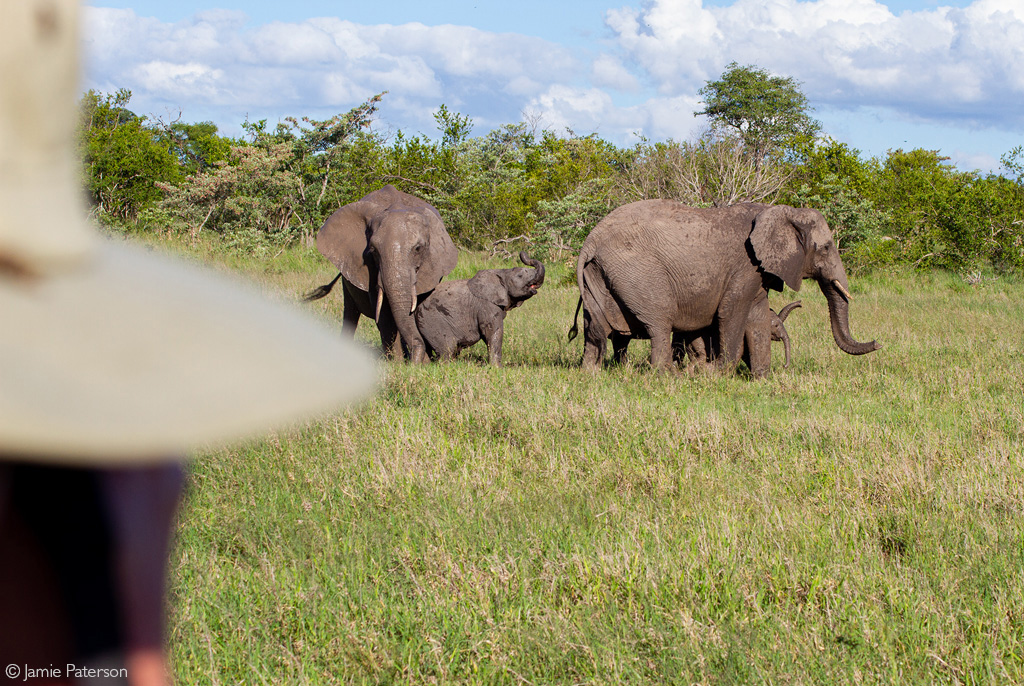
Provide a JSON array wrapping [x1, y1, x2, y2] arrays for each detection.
[[168, 244, 1024, 684]]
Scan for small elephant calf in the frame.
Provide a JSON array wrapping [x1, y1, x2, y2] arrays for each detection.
[[415, 252, 545, 366], [682, 300, 803, 370]]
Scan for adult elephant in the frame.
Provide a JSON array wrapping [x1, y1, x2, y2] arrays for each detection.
[[569, 201, 879, 377], [304, 185, 458, 363]]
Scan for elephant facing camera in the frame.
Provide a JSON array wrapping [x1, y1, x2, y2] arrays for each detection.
[[303, 185, 458, 364], [415, 252, 545, 366]]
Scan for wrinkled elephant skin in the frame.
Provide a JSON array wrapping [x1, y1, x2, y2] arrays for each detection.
[[570, 201, 879, 378], [416, 252, 545, 366], [304, 185, 457, 363]]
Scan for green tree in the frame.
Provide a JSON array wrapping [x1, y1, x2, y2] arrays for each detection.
[[158, 120, 231, 175], [866, 148, 1024, 271], [78, 89, 179, 222], [280, 92, 385, 231], [696, 62, 821, 164], [1001, 145, 1024, 184], [158, 142, 301, 251]]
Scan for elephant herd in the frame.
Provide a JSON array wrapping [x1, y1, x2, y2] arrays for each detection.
[[305, 185, 880, 377]]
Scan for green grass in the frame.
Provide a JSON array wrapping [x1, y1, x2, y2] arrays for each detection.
[[167, 244, 1024, 684]]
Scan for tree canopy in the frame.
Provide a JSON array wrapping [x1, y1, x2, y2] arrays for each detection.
[[75, 72, 1024, 274], [696, 62, 822, 161]]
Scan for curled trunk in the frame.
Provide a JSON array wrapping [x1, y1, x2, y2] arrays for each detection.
[[776, 300, 801, 323], [520, 251, 545, 286], [820, 279, 880, 355]]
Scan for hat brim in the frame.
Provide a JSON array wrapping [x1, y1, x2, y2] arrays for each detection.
[[0, 239, 378, 464]]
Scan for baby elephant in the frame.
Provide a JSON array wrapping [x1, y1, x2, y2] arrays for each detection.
[[682, 300, 803, 370], [415, 252, 545, 366]]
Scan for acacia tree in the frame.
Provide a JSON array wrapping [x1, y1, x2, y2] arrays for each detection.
[[690, 64, 822, 204], [696, 62, 821, 163]]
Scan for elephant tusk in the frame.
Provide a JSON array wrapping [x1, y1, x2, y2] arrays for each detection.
[[832, 279, 852, 301], [410, 284, 418, 315], [375, 288, 384, 323]]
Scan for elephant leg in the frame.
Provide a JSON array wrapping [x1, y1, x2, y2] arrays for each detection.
[[581, 308, 607, 371], [483, 323, 504, 367], [435, 339, 458, 362], [744, 325, 771, 378], [716, 315, 747, 371], [339, 280, 375, 339], [341, 291, 361, 338], [611, 332, 631, 365], [680, 331, 712, 372], [671, 331, 687, 366], [376, 309, 402, 360], [648, 326, 674, 372]]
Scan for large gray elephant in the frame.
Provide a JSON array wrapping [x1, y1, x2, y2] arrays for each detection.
[[304, 185, 458, 363], [569, 201, 879, 377]]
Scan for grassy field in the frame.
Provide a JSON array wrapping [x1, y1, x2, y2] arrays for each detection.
[[163, 242, 1024, 684]]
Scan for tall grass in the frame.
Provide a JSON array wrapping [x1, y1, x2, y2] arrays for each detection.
[[168, 245, 1024, 684]]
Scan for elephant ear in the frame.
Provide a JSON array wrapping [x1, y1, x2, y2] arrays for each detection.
[[413, 209, 458, 294], [467, 270, 510, 309], [315, 188, 400, 291], [749, 205, 809, 292]]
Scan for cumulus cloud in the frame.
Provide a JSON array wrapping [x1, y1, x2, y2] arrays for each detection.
[[80, 1, 1022, 159], [591, 54, 640, 92], [606, 0, 1024, 129], [131, 61, 224, 100], [82, 7, 579, 134]]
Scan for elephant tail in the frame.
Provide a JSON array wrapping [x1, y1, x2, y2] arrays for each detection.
[[568, 243, 595, 342], [302, 272, 343, 302], [567, 296, 583, 341]]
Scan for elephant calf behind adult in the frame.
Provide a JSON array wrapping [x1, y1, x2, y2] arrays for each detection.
[[682, 300, 803, 371], [572, 201, 879, 377], [304, 185, 458, 363]]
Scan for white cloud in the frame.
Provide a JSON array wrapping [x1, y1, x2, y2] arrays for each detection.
[[249, 21, 345, 66], [591, 54, 640, 92], [82, 7, 579, 134], [606, 0, 1024, 129], [527, 86, 615, 133], [132, 61, 224, 100], [79, 1, 1023, 162]]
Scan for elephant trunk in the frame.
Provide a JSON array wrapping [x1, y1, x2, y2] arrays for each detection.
[[382, 268, 427, 363], [776, 300, 801, 323], [780, 327, 792, 369], [819, 277, 880, 356], [520, 251, 545, 287]]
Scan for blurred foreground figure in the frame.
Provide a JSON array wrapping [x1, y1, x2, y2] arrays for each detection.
[[0, 2, 377, 684]]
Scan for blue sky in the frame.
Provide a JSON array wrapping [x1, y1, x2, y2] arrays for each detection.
[[82, 0, 1022, 173]]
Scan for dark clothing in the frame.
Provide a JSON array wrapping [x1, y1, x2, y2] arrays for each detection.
[[0, 461, 183, 672]]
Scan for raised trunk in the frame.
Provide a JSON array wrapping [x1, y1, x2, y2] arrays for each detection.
[[819, 279, 880, 355], [520, 252, 545, 286]]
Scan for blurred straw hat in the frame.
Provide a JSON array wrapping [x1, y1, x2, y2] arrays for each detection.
[[0, 1, 378, 464]]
